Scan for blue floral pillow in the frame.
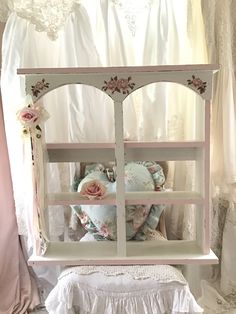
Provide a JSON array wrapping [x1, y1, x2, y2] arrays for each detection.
[[71, 162, 165, 241]]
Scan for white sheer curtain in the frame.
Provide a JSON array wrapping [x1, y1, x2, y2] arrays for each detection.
[[1, 0, 212, 307], [196, 1, 236, 312]]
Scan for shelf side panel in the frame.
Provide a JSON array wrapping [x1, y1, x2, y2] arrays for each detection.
[[114, 101, 126, 257]]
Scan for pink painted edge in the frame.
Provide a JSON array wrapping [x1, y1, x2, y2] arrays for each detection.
[[17, 64, 219, 75]]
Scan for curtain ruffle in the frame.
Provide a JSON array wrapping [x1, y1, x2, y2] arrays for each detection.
[[45, 269, 203, 314]]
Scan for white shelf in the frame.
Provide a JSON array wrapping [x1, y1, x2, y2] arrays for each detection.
[[47, 147, 115, 162], [125, 191, 204, 205], [125, 147, 202, 161], [46, 140, 205, 150], [28, 241, 218, 266], [46, 141, 205, 162], [47, 191, 204, 206], [124, 141, 205, 148], [47, 192, 117, 205], [47, 141, 205, 149]]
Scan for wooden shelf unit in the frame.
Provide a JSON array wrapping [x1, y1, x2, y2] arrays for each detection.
[[18, 64, 219, 265]]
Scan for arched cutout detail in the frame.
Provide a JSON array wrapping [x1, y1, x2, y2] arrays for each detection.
[[22, 67, 214, 104], [123, 80, 204, 104], [29, 80, 114, 103]]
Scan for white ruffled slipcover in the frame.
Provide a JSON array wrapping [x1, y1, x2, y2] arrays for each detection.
[[45, 265, 203, 314]]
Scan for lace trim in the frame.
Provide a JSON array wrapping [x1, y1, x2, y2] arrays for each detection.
[[112, 0, 153, 36], [0, 0, 81, 39], [60, 265, 187, 284]]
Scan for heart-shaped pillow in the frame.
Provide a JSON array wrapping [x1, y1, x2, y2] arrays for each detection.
[[76, 163, 160, 240]]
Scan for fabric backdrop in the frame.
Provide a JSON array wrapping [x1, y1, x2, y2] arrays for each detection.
[[0, 87, 40, 313]]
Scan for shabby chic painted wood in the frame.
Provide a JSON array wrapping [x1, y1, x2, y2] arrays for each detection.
[[18, 64, 219, 265]]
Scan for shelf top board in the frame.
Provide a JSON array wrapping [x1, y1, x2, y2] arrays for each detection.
[[17, 64, 219, 75], [18, 64, 219, 102]]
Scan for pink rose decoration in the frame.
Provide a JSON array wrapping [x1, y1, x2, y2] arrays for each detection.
[[34, 81, 46, 90], [187, 75, 206, 94], [116, 79, 129, 90], [102, 76, 135, 94], [80, 180, 107, 200], [107, 80, 117, 90], [17, 96, 50, 137], [192, 78, 203, 88], [18, 107, 40, 125]]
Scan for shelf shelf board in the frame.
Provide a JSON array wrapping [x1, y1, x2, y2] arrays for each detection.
[[47, 143, 115, 149], [125, 191, 204, 205], [47, 147, 115, 162], [124, 141, 205, 148], [28, 240, 218, 266], [46, 141, 205, 162], [47, 192, 117, 205], [47, 191, 204, 206], [46, 141, 205, 149]]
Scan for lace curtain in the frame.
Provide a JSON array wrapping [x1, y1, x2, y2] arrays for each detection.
[[202, 0, 236, 194], [192, 1, 236, 312]]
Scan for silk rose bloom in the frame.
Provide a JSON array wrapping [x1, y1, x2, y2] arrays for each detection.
[[17, 107, 40, 126], [80, 180, 107, 200]]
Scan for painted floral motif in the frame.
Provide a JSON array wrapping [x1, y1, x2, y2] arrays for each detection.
[[31, 78, 50, 97], [17, 95, 50, 138], [80, 179, 107, 200], [187, 75, 207, 94], [102, 76, 135, 94]]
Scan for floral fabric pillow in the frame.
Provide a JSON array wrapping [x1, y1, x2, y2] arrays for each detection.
[[71, 162, 165, 241]]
